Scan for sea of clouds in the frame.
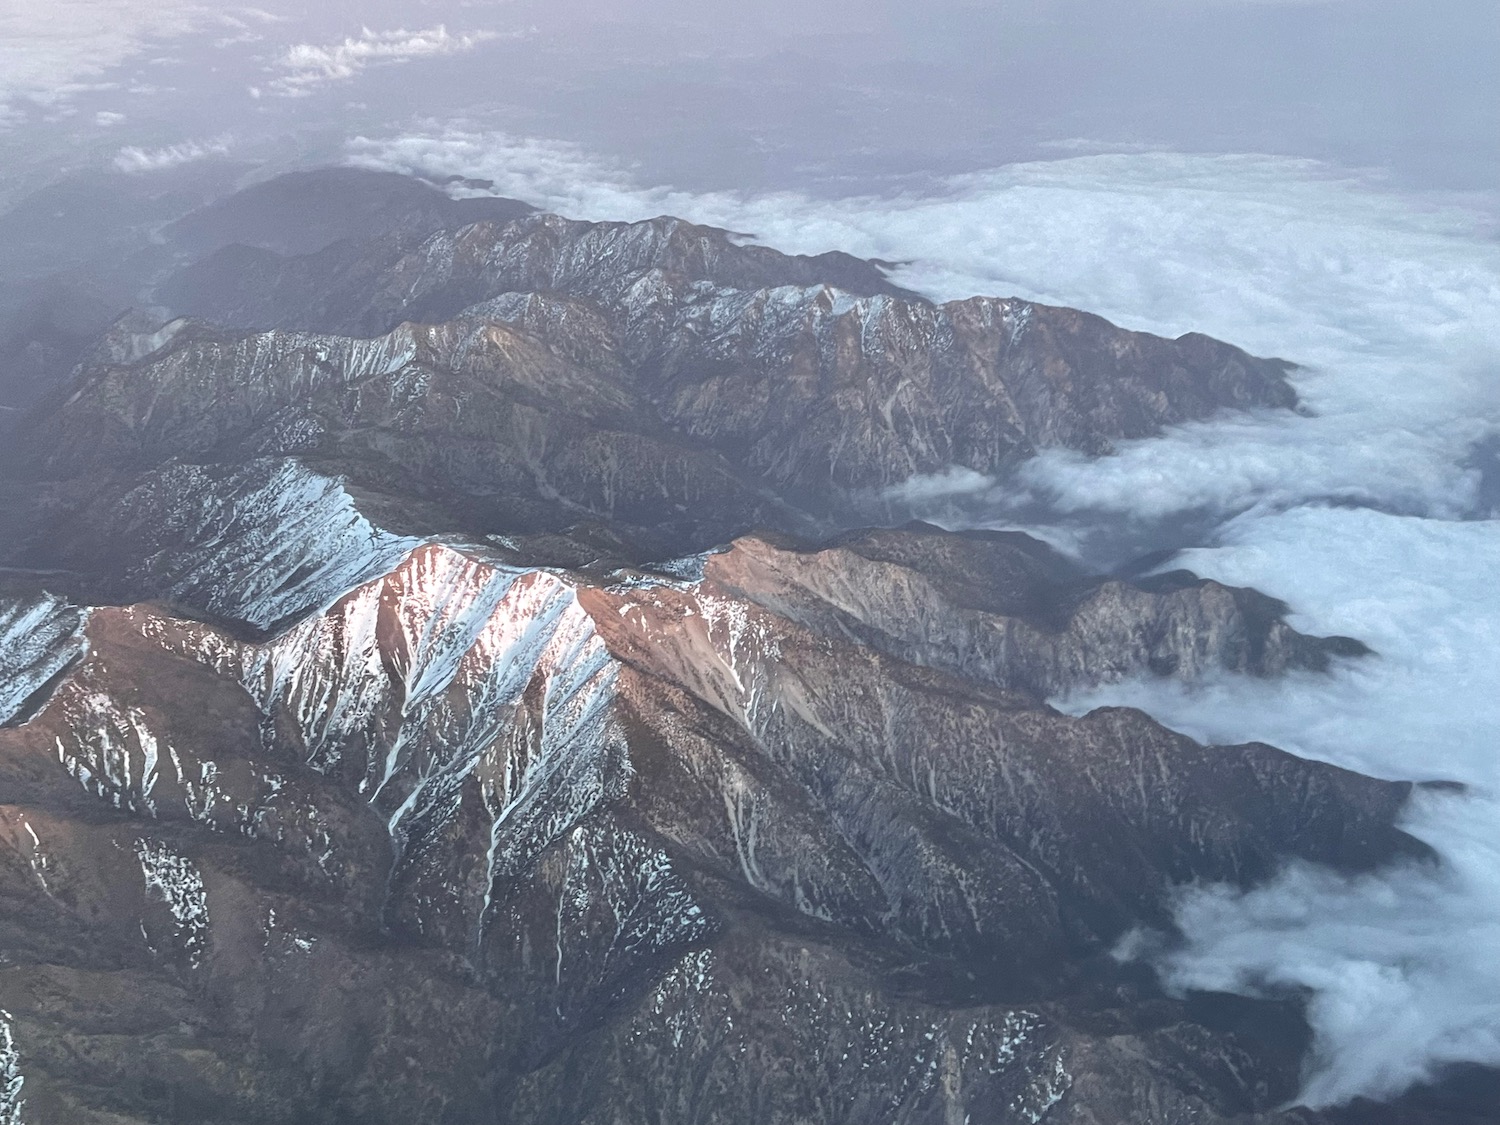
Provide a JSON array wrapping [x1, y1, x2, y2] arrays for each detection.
[[354, 127, 1500, 1106], [1087, 507, 1500, 1104]]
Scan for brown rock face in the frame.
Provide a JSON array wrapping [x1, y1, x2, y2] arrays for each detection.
[[705, 526, 1364, 697], [0, 540, 1422, 1125]]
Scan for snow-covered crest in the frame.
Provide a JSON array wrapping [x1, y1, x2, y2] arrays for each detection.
[[0, 596, 89, 727], [107, 459, 420, 632], [0, 1009, 22, 1125]]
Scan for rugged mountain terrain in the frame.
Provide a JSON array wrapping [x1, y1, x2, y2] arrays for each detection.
[[0, 532, 1425, 1125], [0, 168, 1477, 1124], [8, 187, 1295, 566]]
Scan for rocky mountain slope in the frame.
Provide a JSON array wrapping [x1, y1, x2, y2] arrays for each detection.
[[0, 168, 1476, 1125], [9, 192, 1294, 564], [0, 534, 1424, 1125]]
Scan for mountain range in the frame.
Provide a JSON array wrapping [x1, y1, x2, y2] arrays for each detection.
[[0, 167, 1484, 1125]]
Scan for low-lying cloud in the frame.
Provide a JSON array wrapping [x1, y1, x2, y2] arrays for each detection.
[[113, 135, 230, 172], [264, 26, 505, 98], [1061, 507, 1500, 1104]]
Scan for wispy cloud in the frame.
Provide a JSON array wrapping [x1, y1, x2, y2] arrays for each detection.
[[0, 0, 204, 111], [1037, 137, 1174, 155], [263, 25, 504, 98], [113, 135, 230, 173], [212, 6, 286, 48], [0, 3, 295, 119]]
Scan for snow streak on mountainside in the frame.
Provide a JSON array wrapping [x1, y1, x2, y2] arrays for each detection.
[[0, 597, 87, 727], [0, 1007, 23, 1125]]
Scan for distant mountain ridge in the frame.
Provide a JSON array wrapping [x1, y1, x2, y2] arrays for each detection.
[[11, 176, 1295, 567], [164, 166, 538, 259], [0, 166, 534, 413]]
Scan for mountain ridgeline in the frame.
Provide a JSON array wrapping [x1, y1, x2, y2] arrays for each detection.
[[0, 167, 1470, 1125]]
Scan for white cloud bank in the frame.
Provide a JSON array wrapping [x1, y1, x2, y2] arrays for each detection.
[[113, 136, 230, 172], [264, 26, 504, 97], [352, 126, 1500, 1107], [1065, 507, 1500, 1105]]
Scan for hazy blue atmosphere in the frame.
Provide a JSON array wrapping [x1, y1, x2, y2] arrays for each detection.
[[2, 0, 1498, 1113], [2, 0, 1497, 200]]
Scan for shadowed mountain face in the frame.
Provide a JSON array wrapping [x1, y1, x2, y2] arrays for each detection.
[[0, 168, 1470, 1125], [0, 167, 537, 415], [162, 168, 538, 260]]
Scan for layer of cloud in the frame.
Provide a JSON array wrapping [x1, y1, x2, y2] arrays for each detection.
[[264, 26, 504, 98], [1063, 507, 1500, 1105], [113, 135, 230, 172], [348, 127, 1500, 1107]]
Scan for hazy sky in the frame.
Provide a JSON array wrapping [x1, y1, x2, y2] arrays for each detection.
[[0, 0, 1495, 198]]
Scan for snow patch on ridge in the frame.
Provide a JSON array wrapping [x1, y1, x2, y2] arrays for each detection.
[[126, 325, 423, 395], [109, 459, 419, 631], [552, 825, 710, 1004], [0, 597, 88, 726], [697, 593, 783, 726], [53, 690, 165, 816], [0, 1009, 23, 1125]]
